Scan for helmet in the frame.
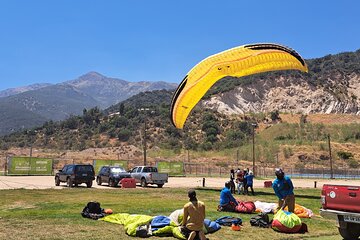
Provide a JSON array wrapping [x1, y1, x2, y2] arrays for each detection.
[[225, 181, 231, 189], [275, 168, 285, 179]]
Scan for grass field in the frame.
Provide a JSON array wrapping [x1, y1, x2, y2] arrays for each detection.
[[0, 187, 342, 240]]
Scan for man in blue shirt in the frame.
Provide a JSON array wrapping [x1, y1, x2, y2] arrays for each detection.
[[272, 168, 295, 212], [219, 181, 238, 212], [245, 171, 254, 195]]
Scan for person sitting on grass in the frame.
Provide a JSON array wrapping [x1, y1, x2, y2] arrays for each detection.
[[181, 189, 207, 240], [218, 181, 239, 212]]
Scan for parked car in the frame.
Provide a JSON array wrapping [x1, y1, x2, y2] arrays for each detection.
[[55, 164, 95, 188], [96, 166, 132, 187], [320, 184, 360, 240], [130, 166, 168, 188]]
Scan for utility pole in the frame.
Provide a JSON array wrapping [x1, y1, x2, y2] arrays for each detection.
[[138, 108, 152, 166], [328, 134, 334, 179], [236, 149, 239, 165], [143, 115, 147, 166]]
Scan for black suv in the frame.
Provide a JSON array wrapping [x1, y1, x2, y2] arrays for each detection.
[[55, 164, 95, 188], [96, 166, 132, 187]]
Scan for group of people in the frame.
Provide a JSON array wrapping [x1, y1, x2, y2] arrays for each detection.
[[181, 168, 295, 240], [220, 168, 295, 213], [229, 168, 254, 195]]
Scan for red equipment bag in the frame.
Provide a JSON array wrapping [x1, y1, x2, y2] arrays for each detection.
[[120, 178, 136, 188], [235, 201, 256, 213]]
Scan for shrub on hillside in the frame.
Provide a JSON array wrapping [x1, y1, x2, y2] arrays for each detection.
[[118, 129, 131, 142], [337, 151, 353, 160], [348, 159, 359, 168], [283, 147, 293, 159], [274, 134, 294, 141], [200, 142, 213, 151]]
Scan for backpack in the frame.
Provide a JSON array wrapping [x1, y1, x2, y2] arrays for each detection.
[[271, 210, 302, 233], [87, 201, 102, 214], [215, 216, 242, 226], [250, 213, 271, 228], [136, 224, 151, 238], [81, 201, 104, 220]]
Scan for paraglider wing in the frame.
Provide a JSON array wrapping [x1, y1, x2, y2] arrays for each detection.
[[170, 43, 308, 129]]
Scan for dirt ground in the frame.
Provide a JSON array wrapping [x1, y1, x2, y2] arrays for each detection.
[[0, 175, 359, 190]]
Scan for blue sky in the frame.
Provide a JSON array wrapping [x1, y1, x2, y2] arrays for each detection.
[[0, 0, 359, 91]]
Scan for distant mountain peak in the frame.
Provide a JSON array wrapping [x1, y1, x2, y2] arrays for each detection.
[[79, 71, 106, 81]]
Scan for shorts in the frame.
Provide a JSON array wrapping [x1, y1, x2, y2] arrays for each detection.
[[181, 227, 201, 240]]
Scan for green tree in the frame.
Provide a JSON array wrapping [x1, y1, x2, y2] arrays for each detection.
[[270, 110, 280, 121], [119, 103, 125, 115], [201, 113, 220, 144], [118, 129, 131, 141]]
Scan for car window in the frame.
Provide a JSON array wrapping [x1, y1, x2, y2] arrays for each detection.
[[131, 167, 137, 173], [99, 167, 106, 174], [136, 167, 142, 173], [62, 166, 68, 172], [67, 166, 74, 174], [75, 165, 94, 173], [144, 167, 157, 172], [111, 167, 125, 173]]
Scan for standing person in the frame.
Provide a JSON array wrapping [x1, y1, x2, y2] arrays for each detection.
[[242, 169, 248, 194], [219, 181, 238, 212], [182, 189, 207, 240], [272, 168, 295, 213], [236, 168, 244, 195], [229, 169, 236, 194], [245, 170, 255, 195]]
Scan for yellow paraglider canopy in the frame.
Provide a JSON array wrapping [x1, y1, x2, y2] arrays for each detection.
[[170, 43, 308, 129]]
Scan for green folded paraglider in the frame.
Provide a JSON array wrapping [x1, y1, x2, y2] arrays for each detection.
[[170, 43, 308, 129]]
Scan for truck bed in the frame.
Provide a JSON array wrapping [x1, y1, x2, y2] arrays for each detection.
[[321, 184, 360, 213]]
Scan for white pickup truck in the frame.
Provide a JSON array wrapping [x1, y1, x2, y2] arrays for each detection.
[[129, 166, 168, 188]]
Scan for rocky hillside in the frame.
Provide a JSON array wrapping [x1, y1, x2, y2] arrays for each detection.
[[203, 50, 360, 115]]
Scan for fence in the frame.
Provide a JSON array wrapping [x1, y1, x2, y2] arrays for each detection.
[[183, 163, 360, 179], [2, 156, 360, 179]]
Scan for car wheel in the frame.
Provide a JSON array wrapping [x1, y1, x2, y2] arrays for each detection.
[[74, 183, 79, 187], [55, 177, 60, 186], [86, 181, 92, 188], [338, 222, 360, 240], [141, 178, 147, 188], [157, 184, 163, 188], [109, 178, 115, 187], [66, 178, 73, 188], [96, 177, 102, 186]]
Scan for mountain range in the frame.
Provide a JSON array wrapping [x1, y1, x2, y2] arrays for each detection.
[[1, 49, 360, 138], [0, 72, 177, 136]]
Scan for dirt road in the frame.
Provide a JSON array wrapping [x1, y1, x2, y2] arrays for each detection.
[[0, 175, 359, 190]]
